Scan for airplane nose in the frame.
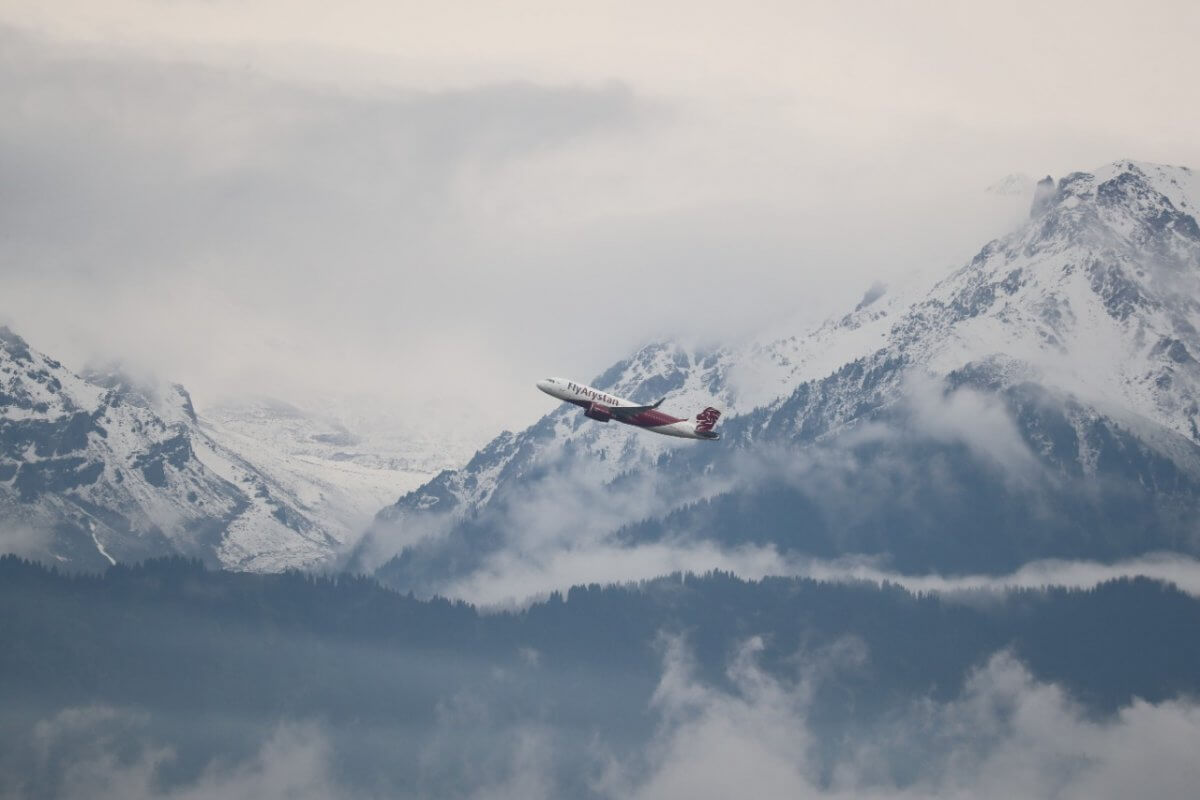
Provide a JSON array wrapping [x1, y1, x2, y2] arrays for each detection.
[[536, 379, 551, 393]]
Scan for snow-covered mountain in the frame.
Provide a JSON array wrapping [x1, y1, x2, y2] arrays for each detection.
[[8, 159, 1198, 583], [198, 397, 444, 550], [0, 333, 439, 570], [361, 160, 1200, 593]]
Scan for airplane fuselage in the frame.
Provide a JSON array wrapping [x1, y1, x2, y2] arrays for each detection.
[[536, 377, 720, 440]]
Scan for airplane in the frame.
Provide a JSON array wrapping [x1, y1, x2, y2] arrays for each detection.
[[536, 377, 721, 440]]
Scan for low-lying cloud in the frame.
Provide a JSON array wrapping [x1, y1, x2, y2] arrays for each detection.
[[369, 369, 1183, 606], [619, 639, 1200, 799], [9, 709, 338, 800], [0, 523, 53, 561], [797, 552, 1200, 600], [452, 546, 1200, 609], [15, 641, 1200, 799]]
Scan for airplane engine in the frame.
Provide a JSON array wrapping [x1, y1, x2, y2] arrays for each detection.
[[584, 402, 612, 422]]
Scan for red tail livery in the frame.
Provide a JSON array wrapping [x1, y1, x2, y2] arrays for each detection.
[[694, 407, 721, 439]]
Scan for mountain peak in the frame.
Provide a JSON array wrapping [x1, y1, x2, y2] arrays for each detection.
[[1030, 175, 1056, 218], [0, 326, 32, 363]]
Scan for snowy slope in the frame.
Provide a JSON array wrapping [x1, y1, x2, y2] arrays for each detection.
[[364, 160, 1200, 589], [196, 398, 439, 567], [365, 279, 919, 537], [0, 333, 447, 571], [917, 161, 1200, 431], [731, 162, 1200, 447], [1, 334, 246, 569]]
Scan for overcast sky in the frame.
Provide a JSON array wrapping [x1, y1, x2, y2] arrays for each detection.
[[3, 0, 1199, 446]]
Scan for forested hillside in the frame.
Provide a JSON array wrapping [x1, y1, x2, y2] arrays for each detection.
[[3, 556, 1198, 798]]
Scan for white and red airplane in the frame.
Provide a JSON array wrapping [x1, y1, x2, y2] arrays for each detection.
[[536, 377, 721, 440]]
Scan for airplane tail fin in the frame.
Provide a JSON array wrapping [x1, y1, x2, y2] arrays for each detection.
[[695, 407, 721, 439]]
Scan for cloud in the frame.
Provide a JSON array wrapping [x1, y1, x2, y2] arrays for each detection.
[[419, 694, 559, 800], [11, 707, 341, 800], [445, 540, 797, 608], [12, 637, 1200, 799], [452, 545, 1200, 610], [0, 18, 1055, 451], [367, 367, 1198, 605], [0, 25, 650, 441], [619, 639, 1200, 800], [795, 552, 1200, 600], [0, 522, 54, 560], [900, 372, 1040, 477]]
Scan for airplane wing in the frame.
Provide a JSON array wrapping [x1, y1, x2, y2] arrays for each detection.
[[609, 398, 665, 419]]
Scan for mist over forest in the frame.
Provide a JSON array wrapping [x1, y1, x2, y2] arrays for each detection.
[[3, 556, 1200, 798]]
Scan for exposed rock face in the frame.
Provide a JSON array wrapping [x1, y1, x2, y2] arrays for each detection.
[[1031, 174, 1057, 218]]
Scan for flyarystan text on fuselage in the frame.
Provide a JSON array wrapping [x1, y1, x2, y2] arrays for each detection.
[[536, 377, 721, 440]]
